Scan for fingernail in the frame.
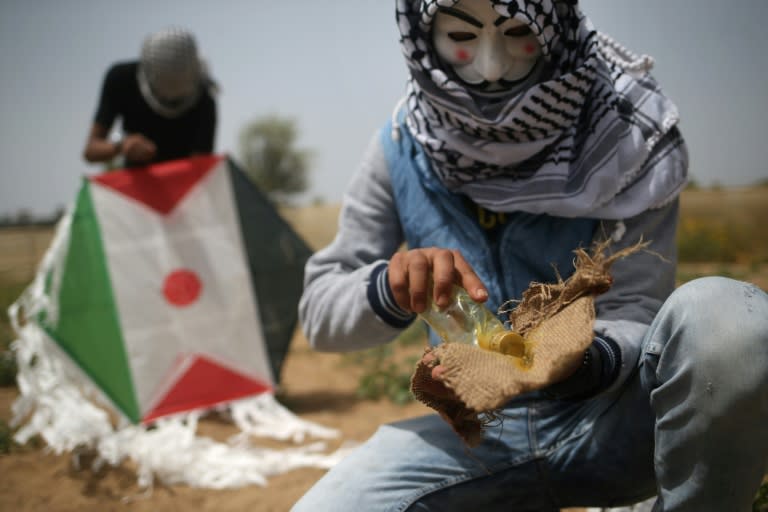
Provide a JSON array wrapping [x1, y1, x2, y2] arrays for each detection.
[[476, 288, 488, 300]]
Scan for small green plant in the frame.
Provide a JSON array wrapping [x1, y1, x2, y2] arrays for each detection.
[[0, 418, 15, 454], [355, 347, 418, 405], [346, 321, 427, 404], [755, 478, 768, 511]]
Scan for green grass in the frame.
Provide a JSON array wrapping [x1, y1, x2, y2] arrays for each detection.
[[342, 321, 426, 405]]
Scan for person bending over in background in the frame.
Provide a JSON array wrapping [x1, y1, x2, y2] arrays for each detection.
[[293, 0, 768, 510], [82, 27, 217, 168]]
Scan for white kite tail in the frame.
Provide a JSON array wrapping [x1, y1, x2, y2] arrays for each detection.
[[8, 209, 116, 449], [227, 393, 340, 443], [10, 317, 356, 489], [8, 208, 72, 333], [9, 209, 119, 449], [94, 411, 357, 491], [10, 319, 118, 451]]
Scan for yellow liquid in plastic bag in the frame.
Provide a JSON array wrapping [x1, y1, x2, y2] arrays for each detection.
[[419, 284, 531, 365]]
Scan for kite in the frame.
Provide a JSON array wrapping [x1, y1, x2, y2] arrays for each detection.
[[8, 155, 350, 489]]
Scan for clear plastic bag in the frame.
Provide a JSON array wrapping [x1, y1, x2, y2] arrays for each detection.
[[420, 283, 527, 361]]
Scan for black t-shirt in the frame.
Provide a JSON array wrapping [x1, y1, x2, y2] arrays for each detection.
[[94, 61, 216, 166]]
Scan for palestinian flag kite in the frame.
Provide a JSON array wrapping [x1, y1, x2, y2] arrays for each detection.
[[30, 155, 311, 424]]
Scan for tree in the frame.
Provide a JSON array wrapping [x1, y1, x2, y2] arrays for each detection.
[[238, 115, 311, 205]]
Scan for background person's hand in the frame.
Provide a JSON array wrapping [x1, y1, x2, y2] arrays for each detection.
[[387, 247, 487, 313], [121, 134, 157, 164]]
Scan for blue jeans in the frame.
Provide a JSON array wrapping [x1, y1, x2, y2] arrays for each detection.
[[292, 277, 768, 511]]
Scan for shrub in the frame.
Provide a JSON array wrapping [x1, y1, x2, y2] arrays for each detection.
[[347, 321, 427, 404]]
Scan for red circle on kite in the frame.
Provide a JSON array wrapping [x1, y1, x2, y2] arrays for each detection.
[[163, 269, 202, 307]]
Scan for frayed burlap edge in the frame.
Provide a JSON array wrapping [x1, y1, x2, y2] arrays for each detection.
[[507, 238, 650, 337], [411, 239, 648, 446]]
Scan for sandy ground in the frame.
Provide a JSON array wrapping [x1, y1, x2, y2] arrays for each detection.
[[0, 330, 431, 512]]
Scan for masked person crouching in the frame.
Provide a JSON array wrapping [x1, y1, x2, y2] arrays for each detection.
[[293, 1, 768, 511]]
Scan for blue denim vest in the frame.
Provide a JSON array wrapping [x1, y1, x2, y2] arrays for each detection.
[[380, 119, 598, 316]]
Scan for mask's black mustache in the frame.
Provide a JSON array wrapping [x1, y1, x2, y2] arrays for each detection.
[[466, 68, 536, 91]]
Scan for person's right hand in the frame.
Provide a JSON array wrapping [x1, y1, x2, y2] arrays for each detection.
[[388, 247, 488, 313], [121, 134, 157, 164]]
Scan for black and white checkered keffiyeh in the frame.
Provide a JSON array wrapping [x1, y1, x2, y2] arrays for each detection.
[[396, 0, 688, 219], [137, 27, 205, 118]]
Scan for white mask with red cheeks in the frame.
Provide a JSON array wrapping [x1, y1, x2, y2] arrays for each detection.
[[432, 0, 542, 91]]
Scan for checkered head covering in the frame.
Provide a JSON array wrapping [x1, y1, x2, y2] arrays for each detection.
[[137, 27, 205, 118], [395, 0, 688, 219]]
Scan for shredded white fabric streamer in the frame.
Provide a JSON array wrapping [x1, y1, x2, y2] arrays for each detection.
[[95, 417, 355, 489], [9, 319, 355, 489], [228, 394, 340, 443]]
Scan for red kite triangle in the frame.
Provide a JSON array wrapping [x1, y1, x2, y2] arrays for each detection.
[[91, 155, 223, 215], [142, 353, 272, 423]]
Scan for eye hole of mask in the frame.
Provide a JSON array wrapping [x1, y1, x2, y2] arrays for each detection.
[[448, 31, 477, 42], [504, 25, 532, 37]]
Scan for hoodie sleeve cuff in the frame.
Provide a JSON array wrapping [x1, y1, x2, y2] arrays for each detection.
[[542, 335, 622, 400], [366, 262, 416, 328], [593, 335, 622, 389]]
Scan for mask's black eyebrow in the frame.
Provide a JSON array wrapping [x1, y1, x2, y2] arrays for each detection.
[[438, 7, 483, 28], [494, 16, 509, 27]]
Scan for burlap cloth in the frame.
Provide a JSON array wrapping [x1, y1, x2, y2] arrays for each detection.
[[411, 240, 646, 446]]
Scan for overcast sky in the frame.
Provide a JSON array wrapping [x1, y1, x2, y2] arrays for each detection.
[[1, 0, 767, 216]]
